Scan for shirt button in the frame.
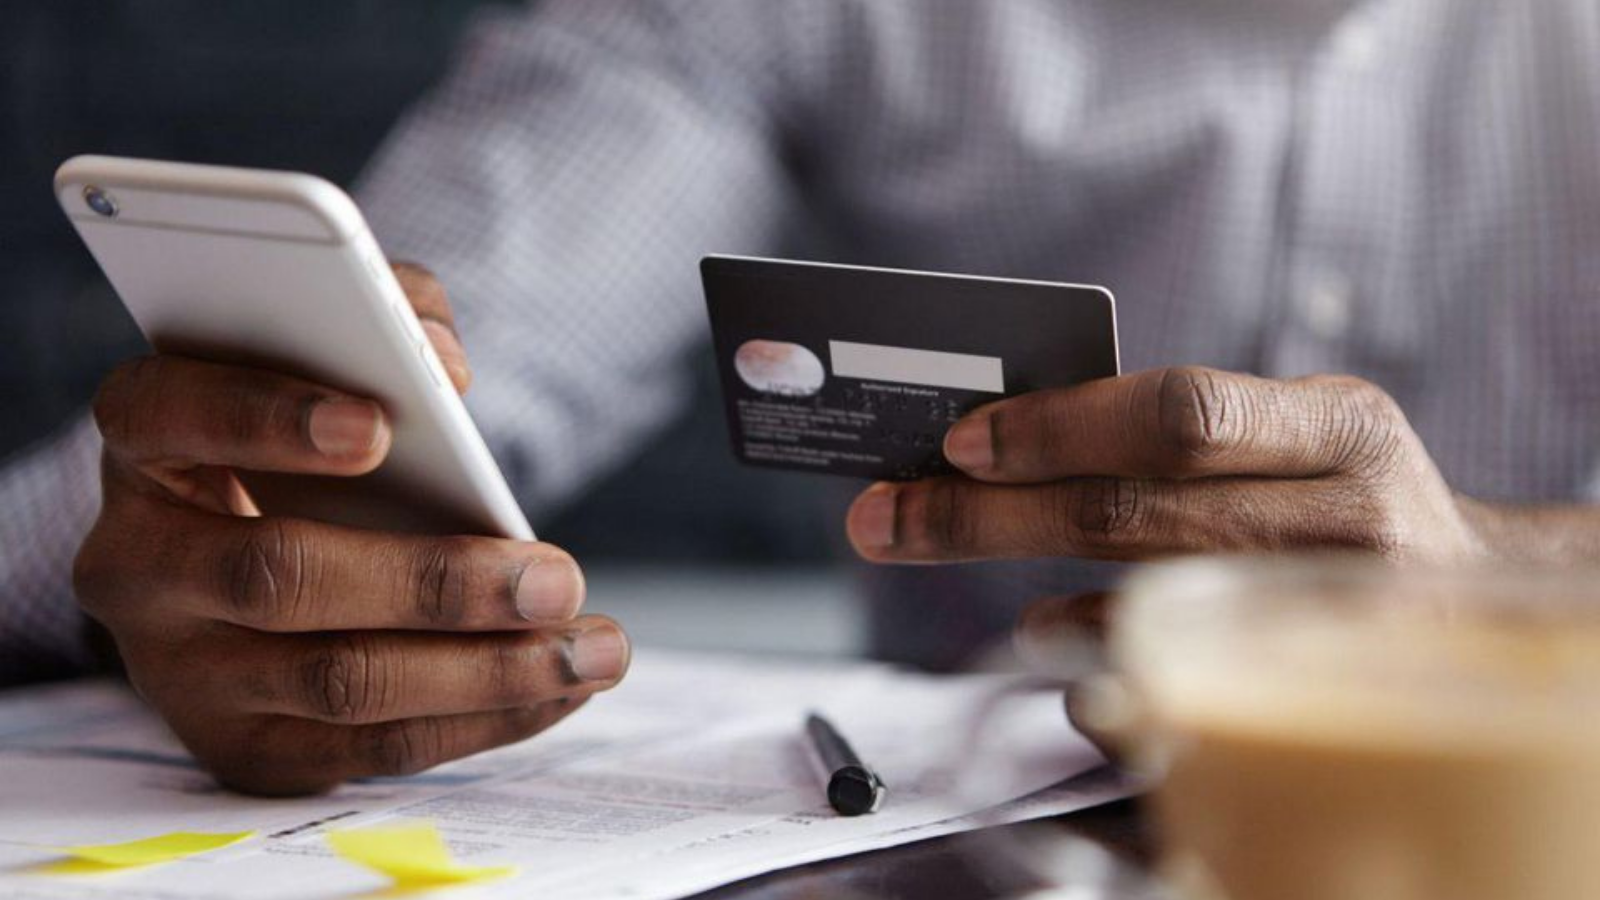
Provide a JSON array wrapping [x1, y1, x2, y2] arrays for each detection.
[[1300, 272, 1354, 340]]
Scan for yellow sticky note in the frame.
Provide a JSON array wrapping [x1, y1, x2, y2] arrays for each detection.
[[326, 823, 517, 889], [56, 831, 256, 868]]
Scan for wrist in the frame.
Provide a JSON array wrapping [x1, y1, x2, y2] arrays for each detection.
[[1454, 495, 1510, 563], [1453, 495, 1600, 566]]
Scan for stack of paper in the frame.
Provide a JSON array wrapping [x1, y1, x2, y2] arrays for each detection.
[[0, 650, 1122, 899]]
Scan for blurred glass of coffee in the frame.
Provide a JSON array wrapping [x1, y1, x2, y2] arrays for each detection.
[[1110, 557, 1600, 900]]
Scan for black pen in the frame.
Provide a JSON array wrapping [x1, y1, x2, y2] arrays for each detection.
[[805, 712, 887, 816]]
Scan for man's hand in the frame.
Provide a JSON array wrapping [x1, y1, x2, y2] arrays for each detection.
[[846, 367, 1486, 565], [74, 263, 629, 796]]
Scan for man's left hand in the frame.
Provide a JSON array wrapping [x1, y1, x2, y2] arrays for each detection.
[[846, 367, 1485, 565]]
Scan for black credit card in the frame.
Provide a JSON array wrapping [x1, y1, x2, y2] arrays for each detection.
[[700, 256, 1120, 481]]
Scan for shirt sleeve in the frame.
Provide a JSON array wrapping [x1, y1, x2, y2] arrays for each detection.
[[0, 416, 102, 685], [355, 1, 799, 521]]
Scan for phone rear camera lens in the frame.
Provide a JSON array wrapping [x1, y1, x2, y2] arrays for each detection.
[[83, 185, 118, 218]]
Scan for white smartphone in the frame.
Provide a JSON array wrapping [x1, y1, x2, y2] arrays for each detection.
[[55, 154, 534, 541]]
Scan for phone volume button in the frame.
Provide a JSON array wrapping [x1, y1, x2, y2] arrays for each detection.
[[364, 251, 388, 282], [417, 339, 447, 389], [389, 298, 425, 342]]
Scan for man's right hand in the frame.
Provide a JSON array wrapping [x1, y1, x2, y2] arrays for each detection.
[[73, 266, 629, 796]]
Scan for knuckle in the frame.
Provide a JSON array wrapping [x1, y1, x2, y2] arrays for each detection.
[[1015, 489, 1075, 555], [302, 634, 390, 724], [904, 480, 977, 555], [1348, 495, 1411, 559], [1066, 478, 1151, 552], [1310, 487, 1410, 559], [74, 505, 174, 622], [1319, 376, 1407, 472], [407, 539, 474, 628], [217, 377, 302, 450], [1155, 367, 1239, 467], [366, 717, 447, 777], [1331, 376, 1402, 425], [489, 636, 536, 704], [224, 520, 314, 626]]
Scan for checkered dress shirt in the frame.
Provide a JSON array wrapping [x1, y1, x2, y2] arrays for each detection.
[[5, 0, 1599, 680]]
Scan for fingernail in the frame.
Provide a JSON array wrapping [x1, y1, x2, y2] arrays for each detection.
[[419, 318, 458, 345], [566, 624, 629, 682], [443, 359, 472, 390], [514, 557, 584, 621], [850, 483, 899, 550], [944, 415, 994, 472], [308, 398, 383, 458]]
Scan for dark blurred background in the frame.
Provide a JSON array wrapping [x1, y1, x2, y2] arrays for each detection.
[[0, 1, 844, 569]]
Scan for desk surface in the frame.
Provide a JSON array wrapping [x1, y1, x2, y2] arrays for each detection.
[[595, 565, 1154, 900], [701, 800, 1164, 900]]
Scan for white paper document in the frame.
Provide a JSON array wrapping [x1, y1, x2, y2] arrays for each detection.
[[0, 650, 1122, 899]]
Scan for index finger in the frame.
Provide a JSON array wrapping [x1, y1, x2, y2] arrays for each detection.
[[196, 520, 587, 632], [942, 367, 1403, 484], [94, 355, 391, 476], [83, 502, 586, 633]]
